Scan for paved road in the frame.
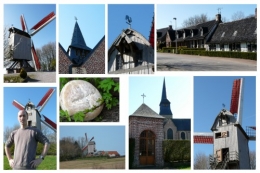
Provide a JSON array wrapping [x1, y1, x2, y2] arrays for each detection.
[[157, 53, 257, 71]]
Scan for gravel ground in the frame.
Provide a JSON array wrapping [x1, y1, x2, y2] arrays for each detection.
[[4, 72, 56, 83]]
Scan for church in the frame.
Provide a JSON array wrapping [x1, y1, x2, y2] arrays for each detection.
[[59, 20, 105, 74], [129, 78, 191, 167]]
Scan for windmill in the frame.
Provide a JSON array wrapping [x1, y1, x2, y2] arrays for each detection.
[[12, 88, 56, 132], [7, 11, 56, 72], [82, 133, 95, 155], [194, 78, 256, 169]]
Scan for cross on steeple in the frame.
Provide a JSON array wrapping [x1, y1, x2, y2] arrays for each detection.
[[141, 93, 146, 103]]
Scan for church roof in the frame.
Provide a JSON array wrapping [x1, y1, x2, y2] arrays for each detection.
[[166, 119, 191, 131], [69, 21, 92, 51], [130, 103, 165, 119]]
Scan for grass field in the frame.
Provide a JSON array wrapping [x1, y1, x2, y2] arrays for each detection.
[[60, 157, 125, 169], [4, 155, 56, 170]]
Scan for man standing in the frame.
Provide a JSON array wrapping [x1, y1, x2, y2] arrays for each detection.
[[5, 110, 50, 170]]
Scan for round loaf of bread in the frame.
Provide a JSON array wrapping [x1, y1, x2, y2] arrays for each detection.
[[60, 80, 104, 121]]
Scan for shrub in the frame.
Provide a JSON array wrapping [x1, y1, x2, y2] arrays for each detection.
[[20, 68, 27, 79]]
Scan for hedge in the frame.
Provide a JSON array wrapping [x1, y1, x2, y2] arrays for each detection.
[[179, 50, 257, 60], [129, 138, 135, 169], [163, 140, 190, 162]]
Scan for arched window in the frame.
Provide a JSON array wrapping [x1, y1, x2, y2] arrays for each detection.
[[181, 132, 186, 140], [167, 128, 173, 139]]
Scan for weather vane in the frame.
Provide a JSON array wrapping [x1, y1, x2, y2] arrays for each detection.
[[125, 15, 132, 29], [217, 8, 223, 14], [141, 93, 146, 103]]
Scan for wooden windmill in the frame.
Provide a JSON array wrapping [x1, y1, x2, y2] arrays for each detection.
[[194, 78, 256, 169], [12, 88, 56, 132], [8, 11, 55, 72], [82, 133, 95, 155]]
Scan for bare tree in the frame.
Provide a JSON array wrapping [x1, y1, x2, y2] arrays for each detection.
[[182, 13, 209, 27], [4, 124, 20, 142], [40, 42, 56, 71], [60, 137, 81, 160], [231, 11, 245, 21], [249, 150, 256, 169], [77, 136, 86, 149], [41, 123, 56, 143], [194, 152, 209, 169]]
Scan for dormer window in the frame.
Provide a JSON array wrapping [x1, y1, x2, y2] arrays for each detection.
[[221, 32, 225, 37], [232, 31, 237, 36]]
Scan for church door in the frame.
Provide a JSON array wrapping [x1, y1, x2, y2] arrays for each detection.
[[139, 130, 155, 165]]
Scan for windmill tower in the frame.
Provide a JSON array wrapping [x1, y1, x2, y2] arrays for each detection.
[[7, 11, 55, 72], [194, 78, 255, 169], [12, 88, 56, 132]]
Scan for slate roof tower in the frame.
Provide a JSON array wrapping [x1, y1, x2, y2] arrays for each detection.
[[67, 21, 92, 65], [159, 78, 173, 118]]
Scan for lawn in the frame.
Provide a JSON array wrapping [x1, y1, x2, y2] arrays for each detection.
[[4, 155, 56, 170], [60, 157, 125, 169]]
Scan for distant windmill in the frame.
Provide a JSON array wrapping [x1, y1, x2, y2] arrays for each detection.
[[125, 15, 132, 28], [82, 133, 95, 156]]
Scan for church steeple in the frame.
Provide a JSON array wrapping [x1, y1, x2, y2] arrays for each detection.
[[67, 20, 92, 64], [159, 77, 173, 118]]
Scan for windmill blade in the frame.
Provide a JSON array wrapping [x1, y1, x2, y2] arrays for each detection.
[[31, 41, 41, 71], [30, 11, 56, 36], [41, 115, 56, 132], [194, 132, 213, 144], [90, 137, 94, 142], [85, 133, 88, 141], [12, 100, 25, 110], [20, 14, 29, 33], [37, 88, 55, 112], [82, 144, 88, 151], [230, 78, 244, 125]]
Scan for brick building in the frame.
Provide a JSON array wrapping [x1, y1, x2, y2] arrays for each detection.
[[59, 21, 105, 74], [129, 78, 190, 167]]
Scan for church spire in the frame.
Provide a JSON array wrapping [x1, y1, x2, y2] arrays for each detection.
[[67, 20, 92, 64], [159, 77, 173, 118]]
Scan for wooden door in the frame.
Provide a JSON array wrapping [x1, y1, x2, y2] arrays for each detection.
[[139, 130, 155, 165]]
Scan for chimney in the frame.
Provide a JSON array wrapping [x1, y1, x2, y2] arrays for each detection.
[[255, 8, 257, 18], [215, 14, 221, 22], [168, 25, 173, 30]]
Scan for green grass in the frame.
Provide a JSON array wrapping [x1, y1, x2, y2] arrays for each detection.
[[4, 155, 56, 170]]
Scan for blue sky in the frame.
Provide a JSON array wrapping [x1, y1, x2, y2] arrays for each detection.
[[60, 126, 125, 155], [3, 87, 57, 131], [4, 4, 56, 50], [194, 76, 256, 159], [108, 4, 154, 48], [129, 76, 192, 119], [59, 4, 105, 50], [157, 4, 257, 29]]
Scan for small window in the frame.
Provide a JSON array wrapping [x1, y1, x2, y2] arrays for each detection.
[[181, 132, 186, 140], [232, 31, 237, 36], [201, 30, 203, 36], [221, 32, 225, 37], [167, 128, 173, 139]]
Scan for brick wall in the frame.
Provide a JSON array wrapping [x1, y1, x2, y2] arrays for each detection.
[[129, 116, 164, 167], [58, 36, 105, 74], [59, 43, 71, 74]]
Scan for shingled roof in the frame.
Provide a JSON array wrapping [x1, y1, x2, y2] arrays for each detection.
[[164, 119, 191, 131], [69, 21, 92, 51], [176, 20, 218, 42], [209, 17, 257, 43], [130, 103, 165, 119]]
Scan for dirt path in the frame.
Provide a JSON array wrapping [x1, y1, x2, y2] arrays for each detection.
[[4, 72, 56, 83]]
